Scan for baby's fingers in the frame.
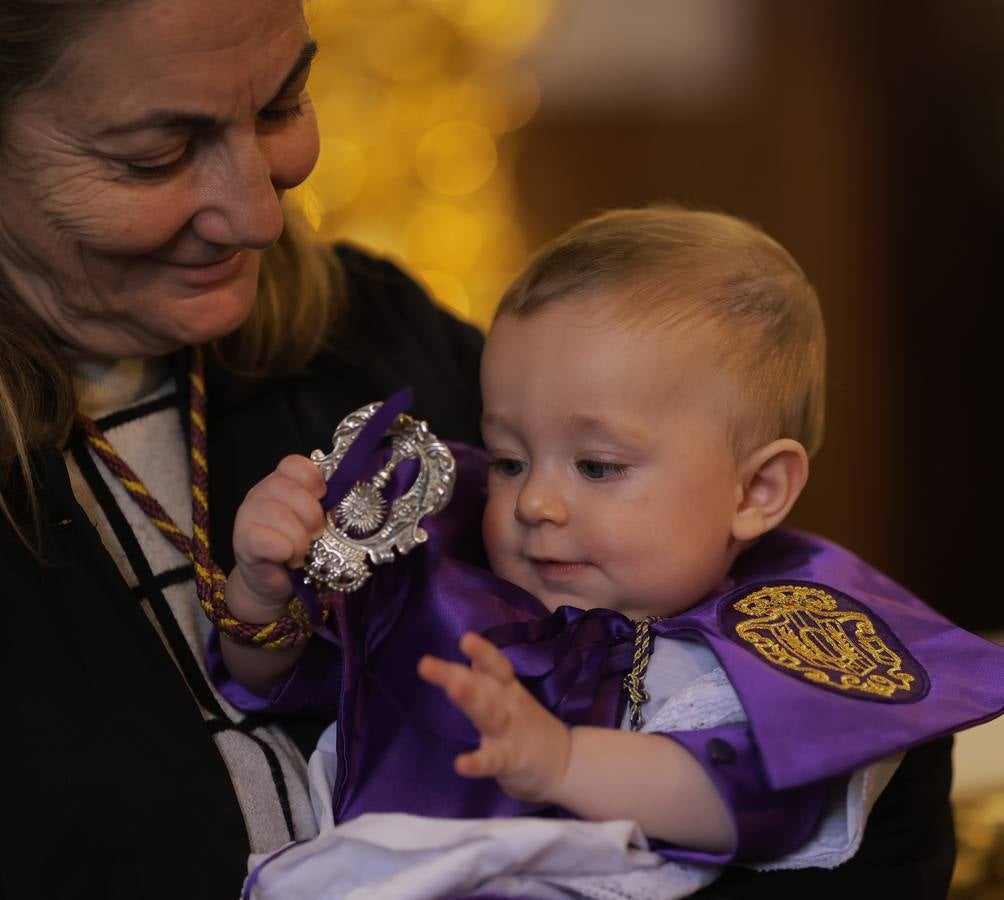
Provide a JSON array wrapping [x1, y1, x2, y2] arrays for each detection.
[[274, 455, 327, 497], [454, 745, 507, 780], [250, 477, 325, 538], [241, 521, 298, 567], [459, 632, 515, 683], [239, 499, 314, 566], [417, 655, 510, 735]]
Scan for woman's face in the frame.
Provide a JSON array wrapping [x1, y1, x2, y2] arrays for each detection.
[[0, 0, 320, 358]]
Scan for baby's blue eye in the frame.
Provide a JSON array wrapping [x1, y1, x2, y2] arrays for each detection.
[[576, 459, 627, 480], [490, 458, 525, 478]]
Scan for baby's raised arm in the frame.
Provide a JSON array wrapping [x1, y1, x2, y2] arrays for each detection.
[[418, 633, 735, 854], [222, 454, 327, 694]]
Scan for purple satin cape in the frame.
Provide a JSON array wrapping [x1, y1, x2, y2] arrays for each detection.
[[210, 438, 1004, 864]]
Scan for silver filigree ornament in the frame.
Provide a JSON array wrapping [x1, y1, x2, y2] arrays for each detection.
[[303, 402, 456, 593], [337, 483, 387, 535]]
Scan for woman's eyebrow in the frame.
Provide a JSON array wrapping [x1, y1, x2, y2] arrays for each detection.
[[98, 112, 216, 136], [275, 40, 319, 97], [96, 40, 319, 137]]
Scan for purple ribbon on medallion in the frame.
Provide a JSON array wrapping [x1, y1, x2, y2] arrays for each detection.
[[288, 387, 415, 633]]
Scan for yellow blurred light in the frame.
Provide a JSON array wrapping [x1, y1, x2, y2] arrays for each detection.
[[426, 0, 553, 54], [404, 203, 483, 273], [312, 77, 398, 148], [396, 80, 463, 132], [466, 67, 541, 134], [308, 137, 367, 213], [307, 0, 553, 329], [363, 8, 449, 81], [362, 144, 414, 184], [419, 268, 471, 319], [415, 120, 497, 195]]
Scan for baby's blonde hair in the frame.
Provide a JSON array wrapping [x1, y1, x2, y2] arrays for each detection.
[[495, 206, 826, 460]]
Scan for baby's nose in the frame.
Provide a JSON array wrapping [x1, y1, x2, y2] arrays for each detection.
[[514, 477, 568, 526]]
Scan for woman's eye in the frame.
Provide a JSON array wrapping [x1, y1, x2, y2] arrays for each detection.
[[124, 148, 190, 180], [576, 459, 627, 481], [257, 103, 305, 128], [489, 458, 526, 478]]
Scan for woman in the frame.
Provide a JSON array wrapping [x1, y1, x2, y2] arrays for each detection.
[[0, 1, 954, 897], [0, 1, 480, 896]]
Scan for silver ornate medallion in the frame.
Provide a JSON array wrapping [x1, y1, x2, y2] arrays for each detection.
[[337, 483, 387, 535], [303, 402, 456, 593]]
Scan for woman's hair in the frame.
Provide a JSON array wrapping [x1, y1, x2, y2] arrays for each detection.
[[496, 206, 827, 461], [0, 0, 340, 548]]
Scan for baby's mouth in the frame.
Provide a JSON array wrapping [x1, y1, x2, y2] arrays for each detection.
[[530, 558, 591, 580]]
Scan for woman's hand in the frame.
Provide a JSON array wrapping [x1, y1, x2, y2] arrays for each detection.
[[418, 632, 572, 803], [228, 454, 327, 621]]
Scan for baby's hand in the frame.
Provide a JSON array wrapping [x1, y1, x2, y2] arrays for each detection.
[[418, 632, 572, 804], [229, 455, 326, 616]]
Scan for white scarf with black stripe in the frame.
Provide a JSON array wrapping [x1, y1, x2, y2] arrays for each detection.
[[67, 357, 316, 854]]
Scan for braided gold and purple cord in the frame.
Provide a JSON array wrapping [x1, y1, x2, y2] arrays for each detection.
[[623, 615, 667, 730], [76, 346, 319, 649]]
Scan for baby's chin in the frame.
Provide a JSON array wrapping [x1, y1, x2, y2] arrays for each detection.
[[534, 590, 666, 621], [488, 559, 679, 619], [551, 589, 692, 621]]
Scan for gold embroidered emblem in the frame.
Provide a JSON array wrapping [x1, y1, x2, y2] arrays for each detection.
[[733, 585, 915, 698]]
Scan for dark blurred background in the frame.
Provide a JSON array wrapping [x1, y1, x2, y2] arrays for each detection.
[[515, 0, 1002, 637]]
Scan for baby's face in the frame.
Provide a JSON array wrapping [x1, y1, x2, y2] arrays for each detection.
[[480, 301, 745, 620]]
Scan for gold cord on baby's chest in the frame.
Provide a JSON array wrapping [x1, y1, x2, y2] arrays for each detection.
[[623, 615, 667, 731]]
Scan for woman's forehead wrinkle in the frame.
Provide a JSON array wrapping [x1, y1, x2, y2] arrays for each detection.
[[43, 2, 311, 120]]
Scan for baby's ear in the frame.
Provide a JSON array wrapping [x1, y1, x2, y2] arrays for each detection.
[[731, 439, 809, 542]]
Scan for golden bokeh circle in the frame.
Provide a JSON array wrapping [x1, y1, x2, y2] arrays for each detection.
[[415, 121, 498, 196]]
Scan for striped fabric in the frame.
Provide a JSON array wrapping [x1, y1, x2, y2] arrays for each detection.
[[66, 359, 316, 853]]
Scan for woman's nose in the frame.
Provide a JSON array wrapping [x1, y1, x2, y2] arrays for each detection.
[[190, 133, 285, 249], [515, 475, 569, 526]]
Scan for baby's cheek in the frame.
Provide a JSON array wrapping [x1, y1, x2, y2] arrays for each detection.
[[481, 502, 507, 565], [481, 501, 523, 585], [589, 507, 651, 562], [587, 516, 675, 596]]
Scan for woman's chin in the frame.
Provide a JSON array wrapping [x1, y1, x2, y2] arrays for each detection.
[[171, 255, 262, 346]]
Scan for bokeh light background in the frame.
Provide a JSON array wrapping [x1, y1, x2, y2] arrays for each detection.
[[300, 0, 553, 329]]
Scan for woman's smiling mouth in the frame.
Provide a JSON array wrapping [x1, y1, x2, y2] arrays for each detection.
[[153, 249, 249, 285]]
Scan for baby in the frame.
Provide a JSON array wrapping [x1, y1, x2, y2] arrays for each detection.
[[213, 207, 1004, 897], [412, 205, 824, 853]]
